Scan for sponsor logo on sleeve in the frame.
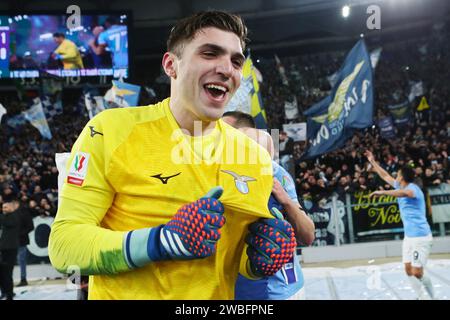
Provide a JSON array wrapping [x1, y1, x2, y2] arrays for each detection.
[[67, 152, 90, 186]]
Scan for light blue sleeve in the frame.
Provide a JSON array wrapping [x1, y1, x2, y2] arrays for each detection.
[[98, 31, 107, 45], [406, 184, 418, 198], [272, 161, 299, 203]]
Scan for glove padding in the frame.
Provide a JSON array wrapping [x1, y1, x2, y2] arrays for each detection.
[[158, 187, 226, 260], [246, 207, 296, 277]]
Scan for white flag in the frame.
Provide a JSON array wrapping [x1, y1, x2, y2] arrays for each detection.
[[22, 99, 52, 140], [253, 66, 263, 83], [370, 47, 382, 69], [327, 72, 338, 87], [274, 54, 289, 86], [225, 74, 252, 114], [85, 94, 105, 119], [55, 152, 71, 206], [408, 81, 424, 102], [284, 96, 299, 120], [0, 103, 7, 123], [283, 123, 306, 141]]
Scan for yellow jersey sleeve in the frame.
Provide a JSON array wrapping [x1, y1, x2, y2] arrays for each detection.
[[49, 110, 130, 275], [55, 40, 77, 60]]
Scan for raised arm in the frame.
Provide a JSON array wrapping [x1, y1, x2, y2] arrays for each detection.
[[271, 179, 315, 245], [364, 150, 395, 187], [370, 188, 415, 198]]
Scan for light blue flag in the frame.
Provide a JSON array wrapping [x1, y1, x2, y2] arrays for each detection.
[[7, 114, 27, 128], [301, 40, 374, 160], [110, 80, 141, 107], [41, 95, 63, 121], [23, 99, 52, 140]]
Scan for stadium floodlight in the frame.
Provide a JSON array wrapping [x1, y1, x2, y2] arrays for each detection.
[[342, 5, 350, 18]]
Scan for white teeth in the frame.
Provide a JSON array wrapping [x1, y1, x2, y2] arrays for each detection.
[[205, 84, 227, 92]]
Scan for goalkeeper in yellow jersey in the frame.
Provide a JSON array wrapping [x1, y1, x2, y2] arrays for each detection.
[[49, 11, 296, 299], [52, 33, 84, 70]]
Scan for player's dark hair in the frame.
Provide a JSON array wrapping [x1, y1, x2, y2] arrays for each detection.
[[53, 32, 65, 38], [399, 165, 415, 183], [167, 10, 248, 57], [223, 111, 255, 129]]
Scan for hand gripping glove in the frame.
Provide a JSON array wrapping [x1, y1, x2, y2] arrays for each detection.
[[245, 207, 296, 278], [157, 187, 225, 259], [124, 187, 225, 268], [268, 194, 285, 218]]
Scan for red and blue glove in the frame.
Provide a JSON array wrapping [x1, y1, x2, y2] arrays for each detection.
[[245, 207, 296, 277], [124, 187, 225, 268]]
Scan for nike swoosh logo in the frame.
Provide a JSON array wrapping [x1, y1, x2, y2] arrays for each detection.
[[89, 126, 104, 137], [151, 172, 181, 184]]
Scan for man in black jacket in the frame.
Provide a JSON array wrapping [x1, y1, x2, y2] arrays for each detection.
[[0, 197, 20, 300], [16, 203, 35, 287]]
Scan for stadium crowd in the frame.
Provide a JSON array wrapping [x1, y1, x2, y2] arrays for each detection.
[[259, 26, 450, 203], [1, 94, 88, 217], [1, 24, 449, 217]]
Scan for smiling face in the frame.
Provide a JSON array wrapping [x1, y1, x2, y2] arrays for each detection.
[[163, 27, 245, 125]]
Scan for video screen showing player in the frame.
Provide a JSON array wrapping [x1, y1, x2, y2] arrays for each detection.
[[3, 14, 129, 78], [89, 17, 128, 70]]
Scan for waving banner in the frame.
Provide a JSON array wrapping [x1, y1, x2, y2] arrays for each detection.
[[302, 40, 374, 160]]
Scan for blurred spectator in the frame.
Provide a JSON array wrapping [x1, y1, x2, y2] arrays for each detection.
[[16, 203, 35, 287], [0, 198, 20, 300]]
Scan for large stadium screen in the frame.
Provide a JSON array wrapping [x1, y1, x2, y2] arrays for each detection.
[[0, 13, 129, 78]]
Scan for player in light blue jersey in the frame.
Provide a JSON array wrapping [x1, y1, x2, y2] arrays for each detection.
[[223, 111, 315, 300], [365, 150, 434, 299], [89, 17, 128, 70]]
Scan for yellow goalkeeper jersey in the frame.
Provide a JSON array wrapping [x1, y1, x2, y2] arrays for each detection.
[[55, 39, 84, 70], [49, 98, 273, 299]]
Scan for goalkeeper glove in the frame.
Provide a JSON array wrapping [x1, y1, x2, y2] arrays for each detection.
[[245, 207, 296, 278], [124, 187, 225, 268], [268, 193, 285, 217]]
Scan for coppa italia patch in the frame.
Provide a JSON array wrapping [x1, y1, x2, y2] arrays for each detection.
[[67, 152, 90, 186]]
